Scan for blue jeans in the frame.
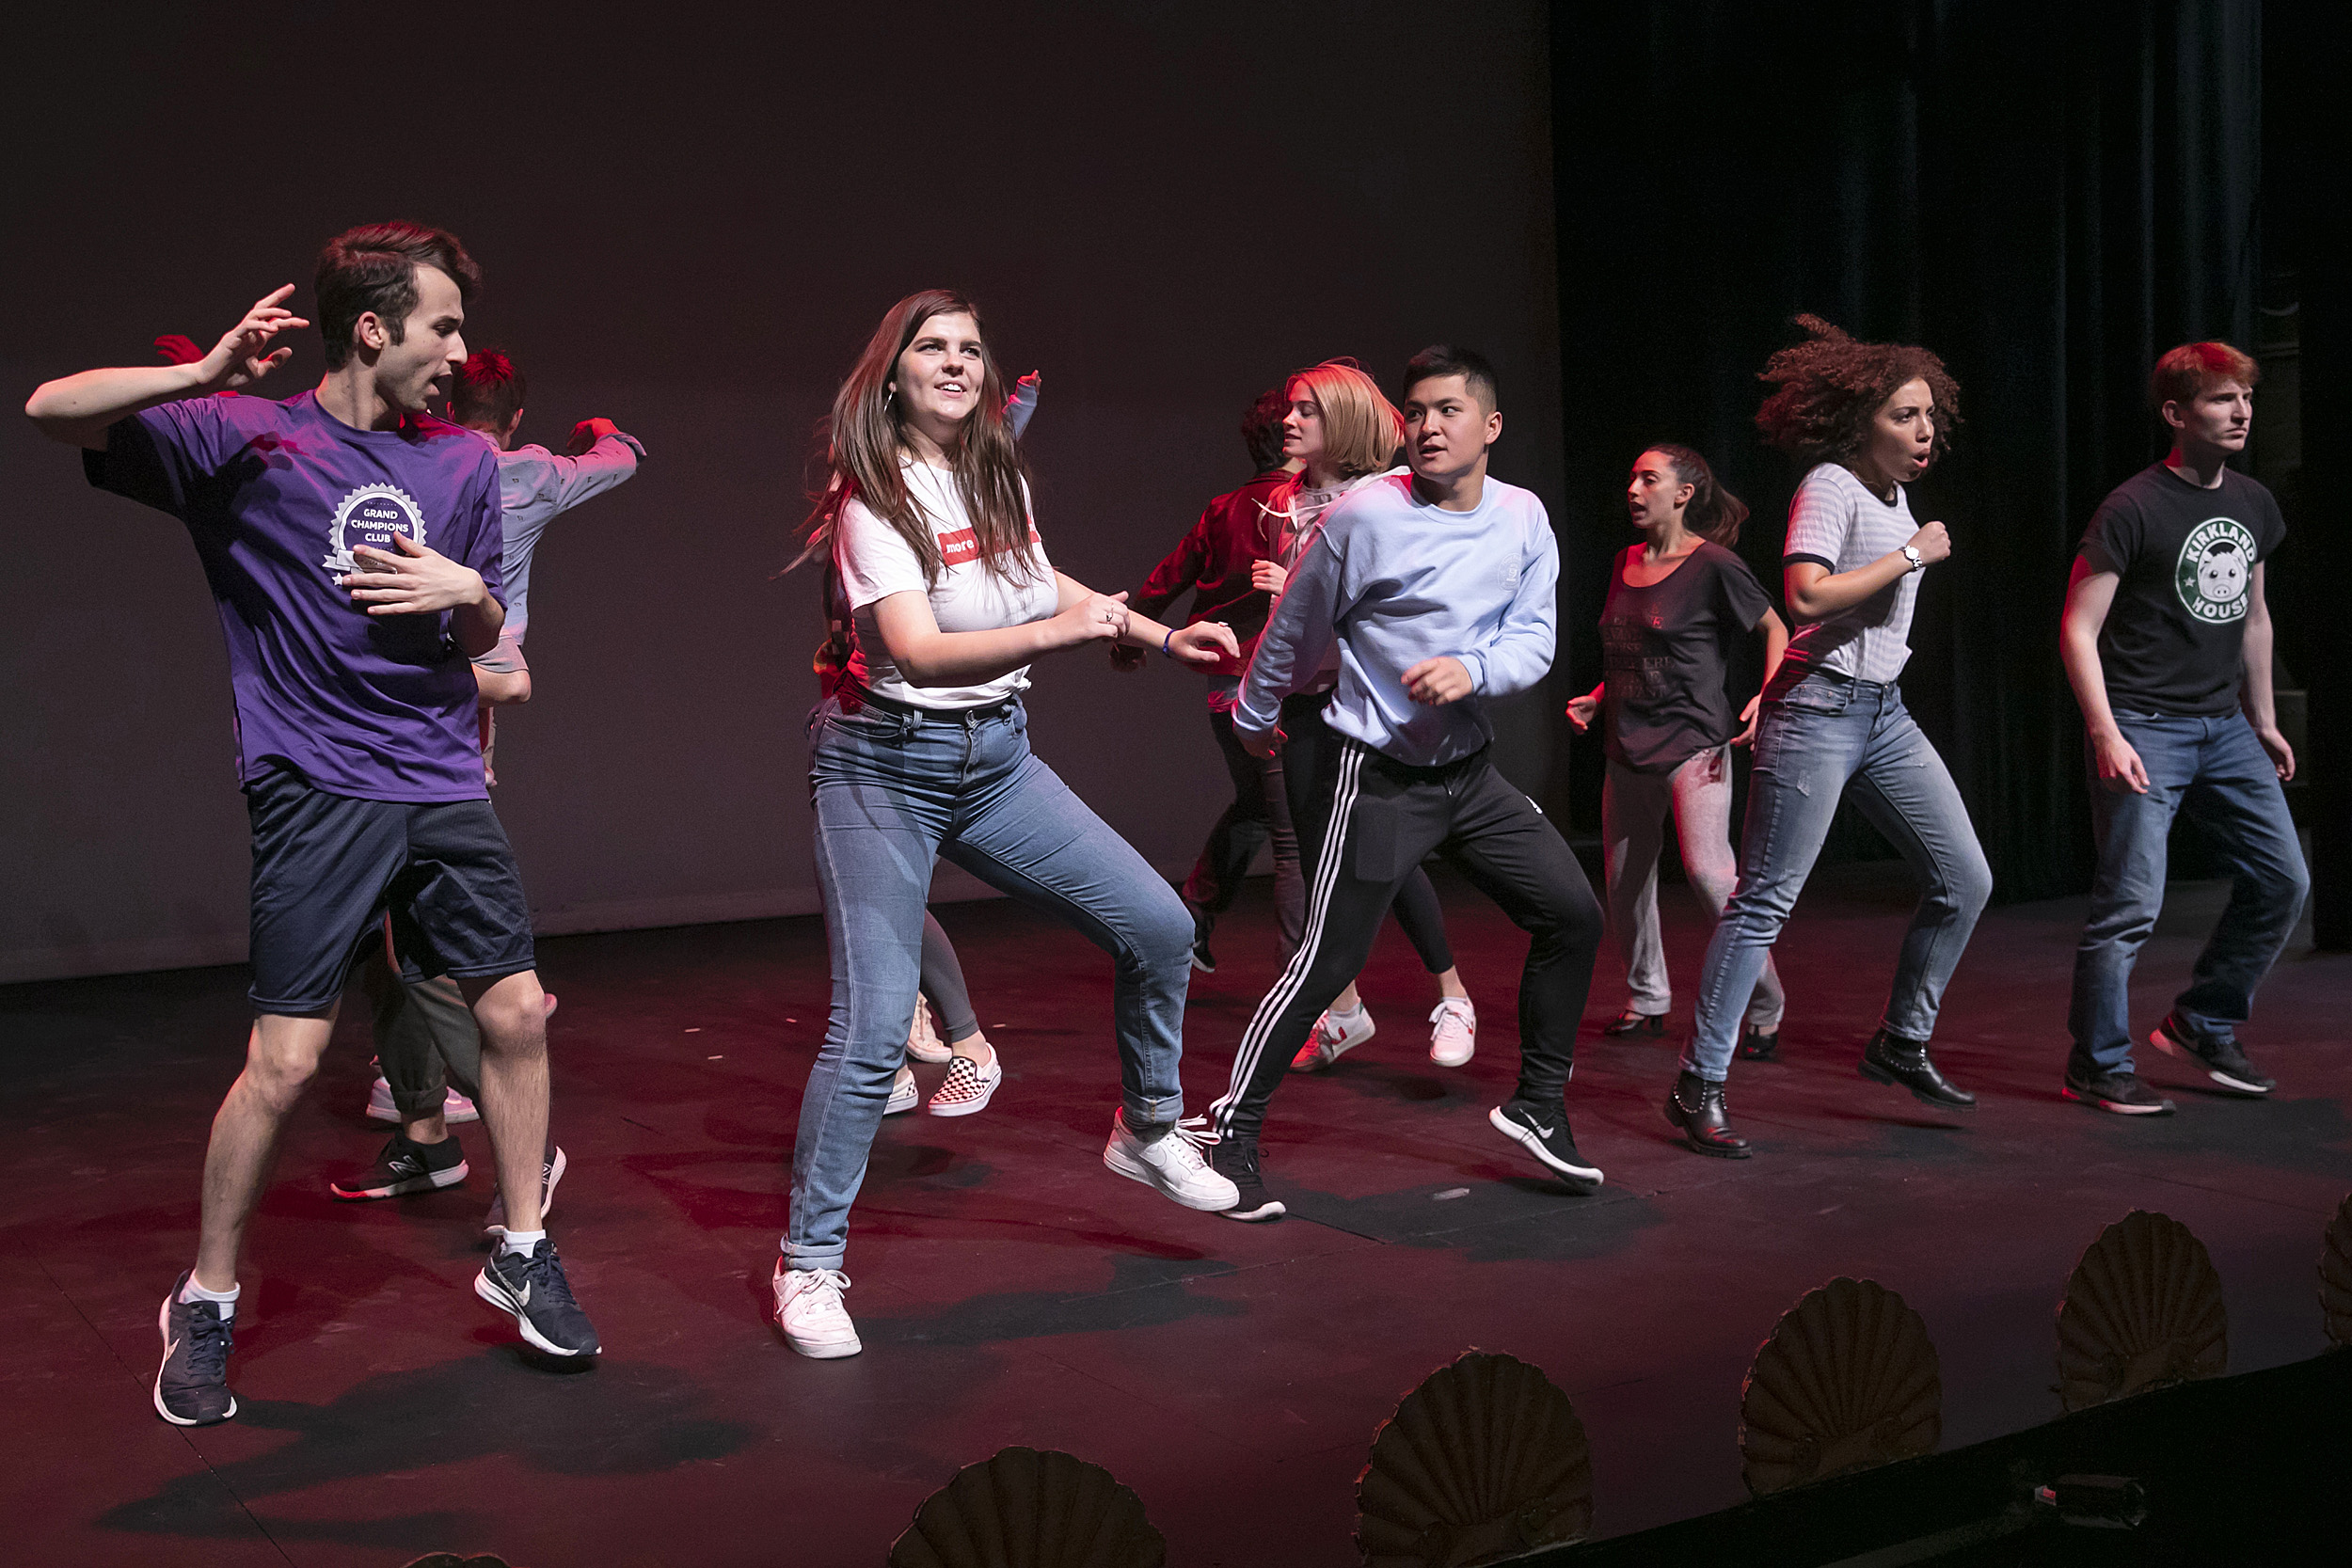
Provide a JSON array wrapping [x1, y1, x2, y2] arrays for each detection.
[[786, 694, 1195, 1273], [1687, 673, 1992, 1080], [2067, 711, 2308, 1074]]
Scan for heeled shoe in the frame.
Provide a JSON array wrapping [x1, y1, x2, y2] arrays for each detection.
[[1858, 1028, 1976, 1110], [1664, 1069, 1751, 1158], [1604, 1009, 1667, 1038], [1736, 1024, 1780, 1062]]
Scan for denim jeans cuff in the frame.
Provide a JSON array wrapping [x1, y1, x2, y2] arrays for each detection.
[[784, 1244, 846, 1275], [1128, 1092, 1184, 1127]]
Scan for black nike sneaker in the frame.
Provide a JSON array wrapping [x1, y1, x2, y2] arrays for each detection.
[[154, 1271, 236, 1426], [1487, 1101, 1604, 1193], [1210, 1135, 1284, 1222], [475, 1238, 601, 1356]]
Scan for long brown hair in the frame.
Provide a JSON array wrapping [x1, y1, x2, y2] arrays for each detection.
[[801, 289, 1041, 585]]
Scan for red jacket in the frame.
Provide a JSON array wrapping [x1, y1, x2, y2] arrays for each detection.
[[1128, 469, 1294, 678]]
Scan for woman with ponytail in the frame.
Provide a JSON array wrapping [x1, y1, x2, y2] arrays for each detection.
[[1567, 446, 1788, 1131], [771, 291, 1242, 1360]]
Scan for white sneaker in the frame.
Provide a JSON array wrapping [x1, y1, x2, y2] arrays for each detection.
[[927, 1051, 1001, 1117], [884, 1065, 919, 1116], [1428, 997, 1477, 1068], [771, 1259, 861, 1358], [365, 1075, 479, 1124], [906, 1002, 951, 1065], [1102, 1111, 1238, 1212], [1290, 1006, 1376, 1072], [485, 1146, 569, 1237]]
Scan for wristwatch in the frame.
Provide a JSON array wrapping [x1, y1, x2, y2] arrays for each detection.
[[1899, 545, 1925, 573]]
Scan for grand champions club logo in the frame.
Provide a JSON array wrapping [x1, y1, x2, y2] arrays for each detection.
[[322, 483, 426, 577], [2173, 516, 2256, 625]]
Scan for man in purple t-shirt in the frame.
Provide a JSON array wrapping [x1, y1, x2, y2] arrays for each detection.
[[25, 221, 600, 1427]]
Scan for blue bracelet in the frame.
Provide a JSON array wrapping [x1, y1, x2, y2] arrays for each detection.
[[1162, 628, 1174, 658]]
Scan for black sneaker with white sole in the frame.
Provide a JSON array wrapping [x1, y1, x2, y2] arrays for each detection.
[[1487, 1101, 1604, 1193], [2151, 1014, 2275, 1096], [2062, 1066, 2175, 1116], [1211, 1137, 1285, 1222], [154, 1272, 236, 1426], [330, 1132, 469, 1201], [475, 1237, 600, 1356]]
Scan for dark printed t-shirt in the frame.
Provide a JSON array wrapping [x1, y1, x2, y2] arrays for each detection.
[[86, 389, 506, 800], [2079, 463, 2286, 718], [1599, 539, 1775, 771]]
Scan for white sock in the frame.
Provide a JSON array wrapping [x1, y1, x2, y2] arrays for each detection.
[[181, 1276, 239, 1321], [499, 1228, 546, 1257], [1332, 1001, 1369, 1021]]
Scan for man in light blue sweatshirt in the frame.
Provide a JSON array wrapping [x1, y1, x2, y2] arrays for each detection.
[[1209, 346, 1606, 1219]]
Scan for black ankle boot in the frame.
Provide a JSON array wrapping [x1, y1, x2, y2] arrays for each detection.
[[1664, 1070, 1751, 1158], [1858, 1028, 1976, 1110], [1736, 1024, 1780, 1062]]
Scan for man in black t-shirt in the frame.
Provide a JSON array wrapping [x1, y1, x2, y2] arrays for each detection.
[[2058, 341, 2310, 1115]]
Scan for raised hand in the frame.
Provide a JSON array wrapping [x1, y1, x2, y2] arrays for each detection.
[[1907, 519, 1952, 566], [567, 417, 621, 455], [1167, 621, 1240, 668], [343, 533, 487, 617], [198, 286, 309, 391]]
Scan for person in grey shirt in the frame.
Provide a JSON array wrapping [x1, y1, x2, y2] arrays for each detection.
[[1680, 317, 1992, 1155], [331, 349, 642, 1228]]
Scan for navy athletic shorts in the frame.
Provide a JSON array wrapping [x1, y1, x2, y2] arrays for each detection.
[[245, 767, 535, 1014]]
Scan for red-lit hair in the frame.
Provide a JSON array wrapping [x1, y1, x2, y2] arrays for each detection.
[[1755, 315, 1961, 469], [2151, 341, 2259, 409]]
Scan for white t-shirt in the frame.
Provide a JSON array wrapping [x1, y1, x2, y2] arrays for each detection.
[[1780, 462, 1921, 683], [834, 461, 1059, 709]]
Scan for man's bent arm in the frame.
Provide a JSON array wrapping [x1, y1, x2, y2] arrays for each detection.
[[26, 362, 213, 451]]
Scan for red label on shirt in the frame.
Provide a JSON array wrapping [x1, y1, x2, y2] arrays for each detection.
[[940, 527, 979, 565]]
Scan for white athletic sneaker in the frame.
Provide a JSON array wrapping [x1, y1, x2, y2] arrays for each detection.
[[1428, 997, 1478, 1068], [906, 1002, 951, 1065], [884, 1065, 919, 1116], [485, 1146, 569, 1237], [1290, 1005, 1376, 1072], [365, 1075, 480, 1124], [1102, 1111, 1239, 1212], [927, 1052, 1001, 1117], [771, 1259, 861, 1358]]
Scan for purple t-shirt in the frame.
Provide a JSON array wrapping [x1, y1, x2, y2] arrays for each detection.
[[85, 389, 505, 801]]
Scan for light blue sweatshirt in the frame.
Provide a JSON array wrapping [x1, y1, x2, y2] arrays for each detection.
[[1234, 470, 1558, 767]]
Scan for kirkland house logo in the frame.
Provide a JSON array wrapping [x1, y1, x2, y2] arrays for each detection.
[[322, 483, 427, 577], [2172, 517, 2256, 625]]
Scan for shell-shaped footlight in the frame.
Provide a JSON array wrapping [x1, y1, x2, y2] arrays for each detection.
[[2056, 1209, 2227, 1412], [1739, 1276, 1941, 1497], [2320, 1193, 2352, 1347], [888, 1447, 1164, 1568], [1355, 1350, 1594, 1566]]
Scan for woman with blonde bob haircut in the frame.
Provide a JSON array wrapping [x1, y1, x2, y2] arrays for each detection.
[[1256, 360, 1483, 1077], [771, 290, 1245, 1361]]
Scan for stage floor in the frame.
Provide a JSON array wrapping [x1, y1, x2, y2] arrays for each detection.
[[7, 862, 2346, 1566]]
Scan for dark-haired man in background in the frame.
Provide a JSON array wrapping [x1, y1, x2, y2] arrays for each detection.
[[1208, 347, 1605, 1220], [1121, 388, 1304, 970], [2059, 341, 2309, 1115], [24, 222, 601, 1427]]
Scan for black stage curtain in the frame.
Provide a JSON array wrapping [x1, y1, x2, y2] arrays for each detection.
[[1548, 1, 2265, 904]]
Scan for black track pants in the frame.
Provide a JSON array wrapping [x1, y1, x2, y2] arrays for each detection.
[[1209, 729, 1602, 1145]]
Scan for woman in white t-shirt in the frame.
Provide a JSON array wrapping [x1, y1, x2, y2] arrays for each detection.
[[1680, 318, 1994, 1154], [770, 290, 1243, 1359]]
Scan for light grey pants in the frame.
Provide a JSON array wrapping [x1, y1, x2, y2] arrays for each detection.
[[1601, 747, 1785, 1031]]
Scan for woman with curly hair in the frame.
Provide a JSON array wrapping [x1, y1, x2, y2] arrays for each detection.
[[1669, 317, 1994, 1157], [771, 291, 1244, 1359]]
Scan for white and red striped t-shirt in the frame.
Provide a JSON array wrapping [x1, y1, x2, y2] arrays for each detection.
[[834, 460, 1057, 709]]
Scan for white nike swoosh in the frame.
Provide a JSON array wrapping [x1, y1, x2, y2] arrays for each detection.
[[165, 1336, 182, 1359]]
